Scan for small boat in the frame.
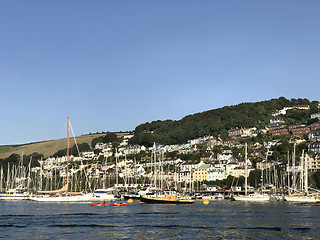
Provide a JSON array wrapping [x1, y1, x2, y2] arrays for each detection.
[[140, 191, 195, 204], [111, 203, 127, 206], [0, 188, 30, 201], [91, 188, 118, 201], [90, 203, 110, 206]]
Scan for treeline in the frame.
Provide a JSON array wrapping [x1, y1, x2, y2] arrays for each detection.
[[51, 143, 91, 158], [129, 97, 319, 147], [0, 152, 42, 168]]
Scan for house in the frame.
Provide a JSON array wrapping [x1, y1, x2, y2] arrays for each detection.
[[292, 105, 310, 110], [228, 128, 243, 137], [270, 116, 285, 124], [305, 154, 320, 172], [309, 142, 320, 153], [269, 126, 289, 136], [309, 130, 320, 141], [310, 122, 320, 131], [193, 164, 210, 182], [289, 124, 305, 131], [256, 160, 274, 170], [311, 113, 320, 119], [290, 126, 310, 137], [207, 163, 225, 181], [228, 167, 253, 178]]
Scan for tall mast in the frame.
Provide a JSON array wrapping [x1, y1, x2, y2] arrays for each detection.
[[115, 148, 118, 187], [245, 143, 248, 196], [66, 117, 70, 193], [303, 150, 308, 194], [292, 143, 296, 192]]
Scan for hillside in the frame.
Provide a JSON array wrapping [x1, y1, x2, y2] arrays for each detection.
[[0, 132, 128, 159], [129, 97, 319, 147], [1, 97, 319, 159]]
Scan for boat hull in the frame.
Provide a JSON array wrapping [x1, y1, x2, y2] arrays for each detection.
[[90, 203, 110, 206], [0, 194, 30, 201], [233, 195, 270, 202], [30, 194, 92, 202], [285, 196, 320, 203], [140, 196, 195, 204]]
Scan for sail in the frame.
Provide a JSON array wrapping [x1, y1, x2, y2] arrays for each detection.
[[37, 183, 68, 194]]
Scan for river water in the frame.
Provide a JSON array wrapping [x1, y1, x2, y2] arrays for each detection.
[[0, 200, 319, 239]]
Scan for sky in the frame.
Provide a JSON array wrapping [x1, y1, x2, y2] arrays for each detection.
[[1, 0, 320, 145]]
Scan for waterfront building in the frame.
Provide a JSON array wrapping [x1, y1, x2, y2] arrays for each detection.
[[305, 154, 320, 172], [310, 122, 320, 131], [193, 164, 210, 182]]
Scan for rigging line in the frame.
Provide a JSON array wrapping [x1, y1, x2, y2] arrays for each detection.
[[69, 121, 81, 157], [51, 120, 68, 157]]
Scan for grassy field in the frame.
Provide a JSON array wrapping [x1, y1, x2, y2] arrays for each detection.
[[0, 146, 13, 154], [0, 132, 129, 159]]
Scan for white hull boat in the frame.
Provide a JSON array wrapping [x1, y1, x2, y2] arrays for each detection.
[[0, 189, 30, 201], [233, 194, 270, 202], [29, 193, 93, 202], [285, 195, 320, 203], [90, 188, 117, 201]]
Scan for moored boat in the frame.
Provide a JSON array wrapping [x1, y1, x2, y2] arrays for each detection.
[[232, 193, 270, 202], [140, 191, 195, 204], [0, 188, 30, 201], [90, 203, 110, 206]]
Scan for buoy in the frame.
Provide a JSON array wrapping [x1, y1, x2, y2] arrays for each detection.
[[203, 199, 210, 205], [127, 199, 133, 204]]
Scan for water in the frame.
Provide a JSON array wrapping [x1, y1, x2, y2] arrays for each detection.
[[0, 200, 319, 239]]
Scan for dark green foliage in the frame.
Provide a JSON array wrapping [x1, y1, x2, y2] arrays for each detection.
[[52, 143, 91, 158], [0, 152, 41, 168], [130, 97, 298, 146], [205, 175, 245, 188], [249, 169, 262, 188], [311, 171, 320, 188], [91, 132, 119, 148]]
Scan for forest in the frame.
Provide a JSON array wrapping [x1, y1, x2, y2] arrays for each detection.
[[129, 97, 319, 147]]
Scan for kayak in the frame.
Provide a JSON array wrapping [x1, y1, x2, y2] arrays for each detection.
[[90, 203, 110, 206]]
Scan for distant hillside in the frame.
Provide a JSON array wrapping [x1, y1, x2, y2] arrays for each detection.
[[129, 97, 319, 147], [0, 132, 128, 159]]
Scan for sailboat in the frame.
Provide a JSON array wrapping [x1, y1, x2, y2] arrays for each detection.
[[284, 150, 319, 203], [30, 118, 92, 202], [232, 143, 270, 202], [0, 156, 32, 201]]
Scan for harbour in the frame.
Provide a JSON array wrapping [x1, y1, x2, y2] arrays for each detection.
[[0, 200, 319, 239]]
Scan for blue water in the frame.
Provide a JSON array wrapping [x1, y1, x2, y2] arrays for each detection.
[[0, 200, 319, 239]]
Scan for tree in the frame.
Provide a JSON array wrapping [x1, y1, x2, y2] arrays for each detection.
[[248, 169, 261, 188], [311, 171, 320, 188]]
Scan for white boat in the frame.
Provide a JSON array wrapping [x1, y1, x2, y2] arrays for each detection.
[[90, 188, 117, 201], [202, 195, 215, 200], [233, 194, 270, 202], [232, 144, 270, 202], [0, 188, 30, 201], [285, 195, 320, 203], [29, 192, 93, 202]]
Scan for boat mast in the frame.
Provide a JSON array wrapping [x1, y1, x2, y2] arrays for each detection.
[[292, 143, 296, 192], [303, 150, 308, 194], [66, 117, 70, 193], [245, 143, 248, 196]]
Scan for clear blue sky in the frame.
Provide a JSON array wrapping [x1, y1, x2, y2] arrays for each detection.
[[1, 0, 320, 145]]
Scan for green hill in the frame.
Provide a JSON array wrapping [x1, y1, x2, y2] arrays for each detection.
[[129, 97, 319, 147]]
